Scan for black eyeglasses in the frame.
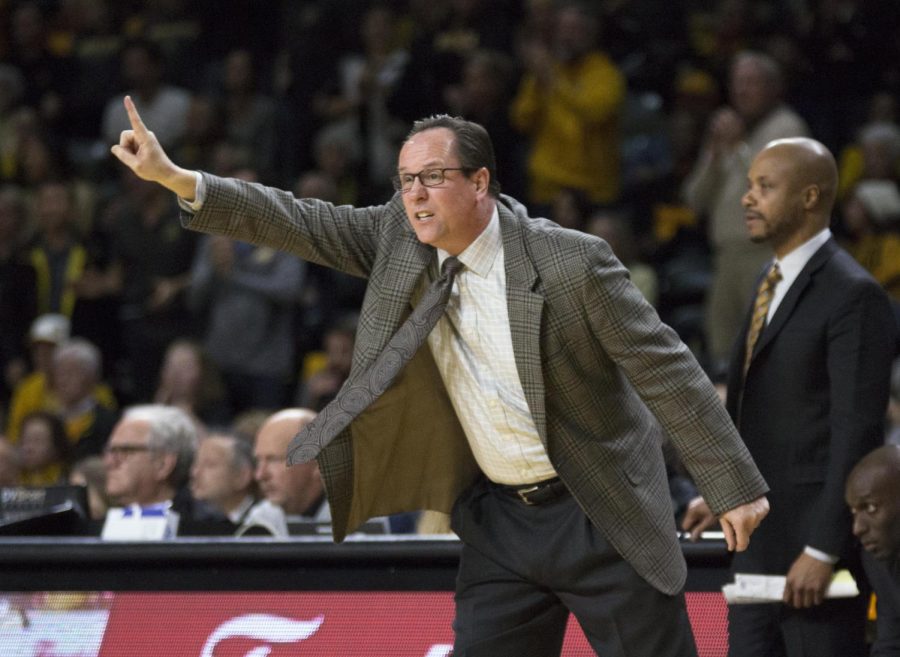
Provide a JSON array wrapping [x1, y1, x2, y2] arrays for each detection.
[[391, 168, 474, 193], [103, 444, 153, 460]]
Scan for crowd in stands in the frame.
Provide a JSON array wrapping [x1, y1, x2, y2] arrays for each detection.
[[0, 0, 899, 536]]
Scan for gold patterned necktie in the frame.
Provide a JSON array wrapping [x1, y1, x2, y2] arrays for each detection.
[[743, 262, 782, 377], [287, 256, 463, 465]]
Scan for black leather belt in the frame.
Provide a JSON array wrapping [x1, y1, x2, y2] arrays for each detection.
[[493, 477, 568, 506]]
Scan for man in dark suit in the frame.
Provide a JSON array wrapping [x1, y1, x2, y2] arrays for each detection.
[[111, 96, 769, 656], [685, 138, 898, 656], [846, 445, 900, 655]]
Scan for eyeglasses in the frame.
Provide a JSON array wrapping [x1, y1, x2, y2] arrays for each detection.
[[103, 444, 152, 460], [391, 168, 474, 193]]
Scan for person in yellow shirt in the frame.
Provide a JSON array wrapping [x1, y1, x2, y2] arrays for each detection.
[[511, 1, 625, 209], [841, 179, 900, 301], [6, 314, 116, 441]]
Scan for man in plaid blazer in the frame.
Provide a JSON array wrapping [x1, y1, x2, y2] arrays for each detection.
[[113, 96, 769, 657]]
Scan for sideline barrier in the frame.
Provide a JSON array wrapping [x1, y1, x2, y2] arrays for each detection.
[[0, 536, 731, 656]]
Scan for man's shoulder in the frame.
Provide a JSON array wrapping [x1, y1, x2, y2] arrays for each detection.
[[753, 104, 809, 143], [821, 240, 889, 289]]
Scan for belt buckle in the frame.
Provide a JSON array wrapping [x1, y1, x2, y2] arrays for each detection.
[[516, 485, 540, 505]]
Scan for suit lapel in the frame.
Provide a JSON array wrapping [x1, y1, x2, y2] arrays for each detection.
[[363, 227, 433, 369], [499, 205, 548, 443], [751, 238, 836, 359]]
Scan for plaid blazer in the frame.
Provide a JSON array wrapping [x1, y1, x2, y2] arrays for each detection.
[[184, 174, 768, 595]]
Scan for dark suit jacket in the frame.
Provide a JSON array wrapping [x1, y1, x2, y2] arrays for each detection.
[[863, 550, 900, 655], [184, 174, 768, 594], [727, 238, 897, 574]]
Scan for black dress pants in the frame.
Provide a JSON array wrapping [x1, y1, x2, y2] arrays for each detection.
[[450, 477, 698, 657]]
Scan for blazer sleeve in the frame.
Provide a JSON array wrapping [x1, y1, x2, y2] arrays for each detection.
[[180, 172, 388, 279], [581, 239, 768, 515]]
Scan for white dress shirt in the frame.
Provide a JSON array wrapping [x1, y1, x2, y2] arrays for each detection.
[[766, 228, 832, 322], [427, 208, 557, 485]]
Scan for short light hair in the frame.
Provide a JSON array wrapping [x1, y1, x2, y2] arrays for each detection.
[[54, 338, 102, 379], [860, 122, 900, 165], [207, 432, 255, 473], [122, 405, 197, 488]]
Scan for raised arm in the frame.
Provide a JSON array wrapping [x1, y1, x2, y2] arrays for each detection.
[[110, 96, 197, 200]]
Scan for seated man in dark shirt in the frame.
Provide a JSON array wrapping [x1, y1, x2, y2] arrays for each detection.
[[846, 444, 900, 654]]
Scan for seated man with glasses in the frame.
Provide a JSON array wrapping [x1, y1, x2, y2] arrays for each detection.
[[102, 404, 232, 535]]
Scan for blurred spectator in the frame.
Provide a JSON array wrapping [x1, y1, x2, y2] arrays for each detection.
[[550, 187, 593, 231], [313, 4, 409, 203], [153, 339, 229, 431], [389, 0, 515, 125], [511, 1, 625, 211], [443, 48, 525, 200], [171, 95, 222, 173], [6, 314, 74, 440], [586, 210, 659, 307], [27, 180, 88, 318], [50, 338, 118, 461], [5, 313, 65, 434], [117, 0, 207, 88], [190, 432, 287, 537], [0, 185, 37, 409], [836, 94, 900, 200], [102, 404, 227, 527], [69, 455, 111, 521], [860, 121, 900, 182], [104, 173, 198, 403], [792, 0, 900, 149], [101, 39, 191, 150], [216, 49, 278, 182], [297, 313, 356, 412], [0, 64, 26, 179], [888, 358, 900, 447], [57, 0, 122, 142], [229, 408, 270, 445], [0, 437, 21, 486], [17, 410, 70, 485], [270, 1, 345, 179], [188, 168, 305, 414], [307, 121, 362, 206], [6, 319, 116, 447], [5, 1, 75, 135], [253, 408, 327, 519], [840, 180, 900, 301], [682, 50, 809, 366]]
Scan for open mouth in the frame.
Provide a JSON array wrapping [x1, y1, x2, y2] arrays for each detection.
[[415, 211, 434, 221]]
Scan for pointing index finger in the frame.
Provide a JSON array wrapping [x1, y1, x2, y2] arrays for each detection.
[[123, 95, 148, 135]]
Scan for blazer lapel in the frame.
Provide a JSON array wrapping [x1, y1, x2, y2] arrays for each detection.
[[362, 229, 433, 369], [752, 238, 836, 359], [499, 205, 548, 444]]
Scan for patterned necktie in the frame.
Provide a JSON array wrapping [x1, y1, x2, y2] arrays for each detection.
[[287, 256, 463, 464], [743, 262, 782, 377]]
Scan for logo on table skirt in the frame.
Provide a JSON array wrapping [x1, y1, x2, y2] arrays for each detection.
[[200, 613, 324, 657]]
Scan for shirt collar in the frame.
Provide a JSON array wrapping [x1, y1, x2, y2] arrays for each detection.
[[775, 228, 832, 282], [437, 206, 501, 278]]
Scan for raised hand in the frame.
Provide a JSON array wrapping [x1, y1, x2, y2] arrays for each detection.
[[109, 96, 197, 200]]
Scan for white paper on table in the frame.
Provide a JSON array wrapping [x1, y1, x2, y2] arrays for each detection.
[[722, 569, 859, 604]]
